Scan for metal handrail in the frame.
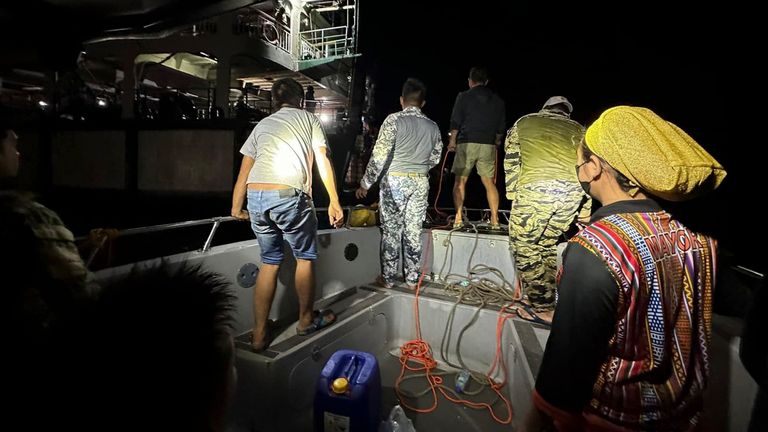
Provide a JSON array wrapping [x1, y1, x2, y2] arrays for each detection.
[[76, 206, 362, 258], [76, 216, 238, 260], [78, 206, 504, 240], [299, 25, 354, 58], [117, 216, 237, 238], [235, 9, 291, 53], [77, 205, 509, 266], [734, 265, 765, 280], [202, 218, 223, 253], [75, 216, 235, 242], [75, 204, 766, 284], [299, 26, 348, 42]]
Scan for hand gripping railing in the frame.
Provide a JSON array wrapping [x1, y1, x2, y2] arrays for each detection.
[[77, 216, 238, 268]]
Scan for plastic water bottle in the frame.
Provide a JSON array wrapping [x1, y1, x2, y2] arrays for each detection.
[[455, 369, 471, 393]]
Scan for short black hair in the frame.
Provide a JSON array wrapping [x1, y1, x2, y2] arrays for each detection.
[[469, 67, 488, 83], [272, 78, 304, 107], [93, 262, 236, 430], [580, 140, 636, 193], [401, 78, 426, 104]]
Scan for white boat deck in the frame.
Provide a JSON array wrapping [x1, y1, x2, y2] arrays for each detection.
[[93, 225, 759, 431]]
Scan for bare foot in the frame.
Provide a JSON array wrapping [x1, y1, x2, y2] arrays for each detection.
[[296, 310, 337, 336], [535, 310, 554, 322], [453, 216, 464, 229], [251, 328, 269, 351], [297, 313, 314, 331]]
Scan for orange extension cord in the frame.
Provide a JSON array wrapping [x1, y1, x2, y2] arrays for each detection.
[[393, 235, 514, 425], [432, 150, 451, 222]]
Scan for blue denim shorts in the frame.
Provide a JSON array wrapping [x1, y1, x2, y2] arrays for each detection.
[[247, 188, 318, 264]]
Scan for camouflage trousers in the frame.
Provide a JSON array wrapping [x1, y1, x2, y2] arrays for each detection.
[[380, 175, 429, 285], [509, 180, 585, 311]]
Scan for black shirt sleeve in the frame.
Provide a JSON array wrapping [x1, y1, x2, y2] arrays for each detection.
[[535, 243, 620, 412], [496, 98, 506, 137]]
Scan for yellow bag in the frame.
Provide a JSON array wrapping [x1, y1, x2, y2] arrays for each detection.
[[349, 207, 377, 227]]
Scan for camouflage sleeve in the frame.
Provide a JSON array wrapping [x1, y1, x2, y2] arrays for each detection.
[[503, 124, 521, 200], [361, 114, 397, 189], [26, 203, 89, 290], [578, 195, 593, 222], [428, 126, 444, 168]]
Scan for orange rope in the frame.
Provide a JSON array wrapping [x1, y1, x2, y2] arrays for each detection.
[[394, 235, 514, 424], [395, 237, 439, 412], [432, 150, 451, 219], [431, 146, 500, 227]]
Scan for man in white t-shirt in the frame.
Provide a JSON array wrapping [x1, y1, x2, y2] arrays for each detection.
[[231, 78, 343, 351]]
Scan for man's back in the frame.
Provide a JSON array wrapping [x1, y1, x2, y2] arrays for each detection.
[[385, 107, 442, 174], [241, 107, 326, 194], [515, 112, 583, 185], [448, 70, 505, 228], [452, 86, 505, 145]]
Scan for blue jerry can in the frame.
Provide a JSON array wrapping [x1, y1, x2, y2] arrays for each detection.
[[314, 350, 382, 432]]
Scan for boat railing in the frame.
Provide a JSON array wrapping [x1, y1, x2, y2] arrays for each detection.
[[76, 216, 237, 267], [233, 9, 292, 53], [75, 206, 765, 290], [299, 25, 354, 59], [76, 206, 511, 267]]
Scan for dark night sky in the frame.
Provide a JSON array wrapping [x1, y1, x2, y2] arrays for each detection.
[[359, 1, 757, 269], [360, 1, 724, 143]]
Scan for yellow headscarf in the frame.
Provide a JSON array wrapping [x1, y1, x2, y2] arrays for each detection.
[[584, 106, 726, 201]]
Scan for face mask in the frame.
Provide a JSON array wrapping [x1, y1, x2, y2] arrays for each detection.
[[575, 161, 592, 195], [579, 180, 592, 195]]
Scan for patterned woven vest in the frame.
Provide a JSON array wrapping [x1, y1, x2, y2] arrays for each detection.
[[570, 210, 716, 430]]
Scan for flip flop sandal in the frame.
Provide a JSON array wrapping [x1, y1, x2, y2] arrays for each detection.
[[297, 309, 337, 336], [516, 303, 552, 327]]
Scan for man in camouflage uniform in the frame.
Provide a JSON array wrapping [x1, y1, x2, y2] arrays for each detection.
[[356, 78, 443, 287], [504, 96, 591, 322]]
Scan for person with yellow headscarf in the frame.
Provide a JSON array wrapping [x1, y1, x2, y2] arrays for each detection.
[[524, 106, 726, 432]]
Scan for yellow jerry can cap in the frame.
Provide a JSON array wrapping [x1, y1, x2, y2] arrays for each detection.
[[331, 377, 349, 394]]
